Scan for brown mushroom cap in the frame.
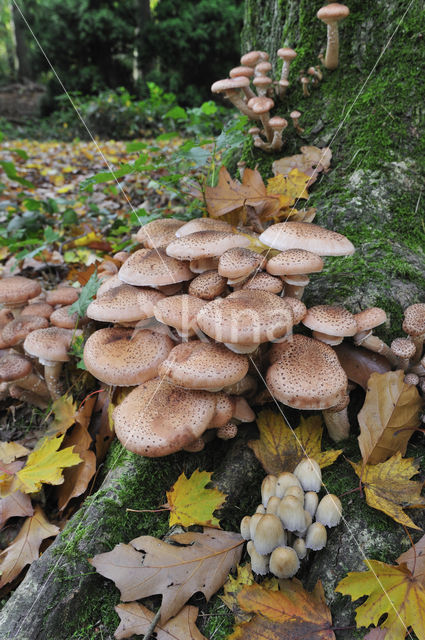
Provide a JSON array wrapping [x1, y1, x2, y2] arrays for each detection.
[[113, 379, 217, 457], [166, 231, 251, 261], [260, 222, 355, 256], [45, 286, 79, 306], [97, 275, 122, 297], [176, 218, 233, 237], [0, 276, 42, 307], [87, 284, 164, 324], [211, 77, 250, 94], [242, 272, 283, 294], [269, 117, 288, 131], [229, 65, 255, 78], [354, 307, 387, 333], [218, 248, 266, 280], [50, 305, 82, 329], [266, 334, 348, 409], [240, 51, 264, 67], [317, 3, 350, 23], [158, 341, 249, 391], [136, 218, 185, 249], [21, 302, 53, 319], [402, 304, 425, 337], [83, 327, 173, 386], [302, 305, 357, 337], [197, 290, 293, 345], [0, 352, 32, 381], [277, 47, 297, 61], [2, 315, 49, 346], [247, 96, 275, 114], [281, 297, 307, 324], [154, 294, 207, 337], [23, 327, 75, 364], [188, 271, 227, 300], [391, 337, 416, 360], [208, 392, 235, 428], [267, 249, 324, 276], [118, 248, 193, 287]]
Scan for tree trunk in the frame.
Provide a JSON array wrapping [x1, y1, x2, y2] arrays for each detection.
[[11, 0, 32, 81], [242, 0, 425, 343]]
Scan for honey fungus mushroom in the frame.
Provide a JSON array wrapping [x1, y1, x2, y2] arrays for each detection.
[[0, 276, 42, 316]]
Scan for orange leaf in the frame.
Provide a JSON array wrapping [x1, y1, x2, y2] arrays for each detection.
[[56, 423, 96, 511]]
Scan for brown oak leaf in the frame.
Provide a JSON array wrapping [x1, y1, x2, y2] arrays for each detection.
[[114, 603, 206, 640]]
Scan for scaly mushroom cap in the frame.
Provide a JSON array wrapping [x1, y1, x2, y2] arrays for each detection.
[[45, 286, 79, 306], [83, 327, 173, 386], [277, 47, 297, 61], [391, 337, 416, 360], [354, 307, 387, 333], [2, 315, 49, 346], [266, 334, 348, 409], [242, 272, 283, 294], [87, 284, 164, 324], [166, 231, 251, 261], [211, 77, 250, 94], [0, 352, 32, 381], [402, 304, 425, 336], [317, 3, 350, 24], [188, 271, 227, 300], [260, 222, 355, 256], [197, 290, 293, 346], [118, 248, 193, 287], [247, 96, 274, 114], [97, 275, 122, 297], [136, 218, 185, 249], [0, 276, 41, 306], [21, 302, 53, 319], [267, 249, 324, 276], [218, 248, 266, 279], [24, 327, 75, 364], [49, 305, 82, 329], [281, 297, 307, 324], [113, 379, 217, 457], [302, 305, 357, 337], [154, 294, 207, 337], [208, 392, 235, 428], [176, 218, 233, 237], [158, 341, 249, 391]]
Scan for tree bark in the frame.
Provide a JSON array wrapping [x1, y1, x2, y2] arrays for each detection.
[[241, 0, 425, 343], [11, 0, 32, 81]]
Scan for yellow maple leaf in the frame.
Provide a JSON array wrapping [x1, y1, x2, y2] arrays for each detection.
[[165, 469, 227, 528], [336, 558, 425, 640], [249, 409, 342, 475], [16, 434, 82, 494], [350, 453, 425, 529], [44, 394, 77, 439], [267, 168, 310, 202], [220, 564, 278, 623]]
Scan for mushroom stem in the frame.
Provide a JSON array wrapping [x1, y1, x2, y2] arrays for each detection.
[[325, 22, 340, 70], [322, 406, 350, 441], [44, 362, 64, 400], [260, 113, 273, 143], [270, 131, 283, 152], [410, 334, 425, 363], [354, 332, 400, 367], [226, 90, 257, 118]]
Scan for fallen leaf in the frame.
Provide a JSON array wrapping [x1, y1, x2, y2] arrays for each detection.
[[56, 423, 96, 511], [334, 343, 392, 390], [358, 371, 422, 465], [204, 166, 281, 220], [272, 146, 332, 185], [90, 527, 243, 624], [397, 534, 425, 586], [44, 394, 77, 439], [74, 395, 97, 431], [350, 453, 425, 529], [91, 391, 115, 462], [0, 505, 59, 587], [0, 442, 30, 464], [336, 558, 425, 640], [364, 630, 388, 639], [165, 469, 226, 528], [114, 603, 207, 640], [249, 410, 342, 475], [220, 563, 278, 623], [230, 579, 335, 639], [267, 168, 310, 202], [0, 491, 33, 529], [0, 460, 25, 497], [16, 434, 82, 494]]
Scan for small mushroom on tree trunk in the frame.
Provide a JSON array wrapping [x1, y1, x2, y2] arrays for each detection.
[[211, 77, 257, 118], [317, 3, 350, 70]]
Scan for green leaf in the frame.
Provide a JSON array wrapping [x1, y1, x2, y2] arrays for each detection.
[[69, 272, 101, 318], [164, 106, 188, 121], [0, 161, 34, 188]]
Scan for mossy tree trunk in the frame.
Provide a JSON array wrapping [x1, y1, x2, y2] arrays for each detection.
[[242, 0, 425, 341]]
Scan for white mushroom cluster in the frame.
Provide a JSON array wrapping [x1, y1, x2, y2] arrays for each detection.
[[240, 458, 342, 578]]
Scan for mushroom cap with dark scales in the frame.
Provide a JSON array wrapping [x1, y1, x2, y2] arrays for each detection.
[[2, 315, 49, 346], [267, 249, 323, 276], [302, 305, 357, 337], [218, 248, 265, 279], [83, 327, 173, 386], [50, 306, 81, 329], [391, 337, 416, 360], [136, 218, 185, 249], [354, 307, 387, 333], [242, 272, 283, 294], [266, 334, 348, 410], [402, 304, 425, 337], [158, 341, 249, 391], [176, 218, 232, 237], [21, 302, 54, 319], [0, 352, 32, 382], [45, 287, 79, 306], [166, 231, 251, 261], [197, 290, 293, 345], [154, 294, 207, 336], [118, 248, 193, 287], [282, 297, 307, 324], [260, 222, 355, 256], [0, 276, 41, 306], [87, 284, 165, 324], [113, 379, 217, 457], [188, 271, 227, 300], [24, 327, 75, 364]]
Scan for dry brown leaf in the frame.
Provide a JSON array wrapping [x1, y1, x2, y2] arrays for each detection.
[[44, 394, 77, 439], [248, 409, 342, 475], [397, 534, 425, 586], [204, 166, 281, 221], [220, 563, 279, 623], [0, 505, 59, 587], [0, 442, 30, 464], [350, 453, 425, 529], [91, 392, 115, 462], [114, 603, 206, 640], [56, 423, 96, 511], [90, 527, 243, 624], [0, 491, 33, 529], [75, 395, 97, 431], [230, 579, 335, 639], [358, 371, 423, 465], [334, 343, 392, 390], [272, 146, 332, 185]]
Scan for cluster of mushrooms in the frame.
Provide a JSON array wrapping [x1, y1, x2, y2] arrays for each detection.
[[240, 458, 342, 577], [211, 3, 350, 152]]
